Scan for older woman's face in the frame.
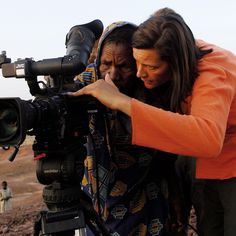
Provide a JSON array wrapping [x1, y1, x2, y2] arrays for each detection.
[[99, 42, 137, 93], [133, 48, 170, 89]]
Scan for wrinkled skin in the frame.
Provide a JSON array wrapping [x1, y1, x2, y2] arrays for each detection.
[[99, 42, 137, 94]]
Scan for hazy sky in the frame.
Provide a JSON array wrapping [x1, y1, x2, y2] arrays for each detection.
[[0, 0, 235, 99]]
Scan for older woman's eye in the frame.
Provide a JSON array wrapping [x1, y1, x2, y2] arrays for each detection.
[[148, 65, 158, 70], [100, 62, 110, 70]]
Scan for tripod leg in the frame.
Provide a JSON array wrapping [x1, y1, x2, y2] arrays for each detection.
[[33, 212, 42, 236], [51, 230, 75, 236], [75, 229, 87, 236]]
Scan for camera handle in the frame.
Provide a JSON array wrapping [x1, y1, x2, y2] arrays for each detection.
[[8, 145, 20, 162]]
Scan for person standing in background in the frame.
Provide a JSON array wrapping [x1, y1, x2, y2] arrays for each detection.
[[0, 181, 12, 213]]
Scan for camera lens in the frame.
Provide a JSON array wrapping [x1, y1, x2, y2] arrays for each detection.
[[0, 103, 19, 142]]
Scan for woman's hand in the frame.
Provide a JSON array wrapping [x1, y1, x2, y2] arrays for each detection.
[[68, 74, 132, 115]]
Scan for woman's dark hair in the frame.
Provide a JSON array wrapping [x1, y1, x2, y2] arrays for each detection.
[[132, 8, 212, 112]]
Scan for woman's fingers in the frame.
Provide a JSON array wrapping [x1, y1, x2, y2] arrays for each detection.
[[105, 73, 118, 90]]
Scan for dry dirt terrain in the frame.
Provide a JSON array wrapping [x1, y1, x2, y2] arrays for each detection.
[[0, 139, 45, 235]]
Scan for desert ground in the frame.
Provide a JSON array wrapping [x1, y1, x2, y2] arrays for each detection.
[[0, 137, 45, 235]]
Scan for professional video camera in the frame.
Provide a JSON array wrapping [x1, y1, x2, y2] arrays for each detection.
[[0, 20, 113, 236]]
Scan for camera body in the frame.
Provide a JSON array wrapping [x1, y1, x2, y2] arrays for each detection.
[[0, 19, 103, 147], [0, 20, 104, 211]]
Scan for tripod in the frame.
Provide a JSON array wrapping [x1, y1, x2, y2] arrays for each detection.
[[31, 140, 113, 236]]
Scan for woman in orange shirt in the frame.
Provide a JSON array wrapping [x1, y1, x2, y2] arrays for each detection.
[[70, 8, 236, 236]]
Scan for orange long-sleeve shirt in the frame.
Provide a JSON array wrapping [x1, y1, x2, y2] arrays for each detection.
[[131, 40, 236, 179]]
